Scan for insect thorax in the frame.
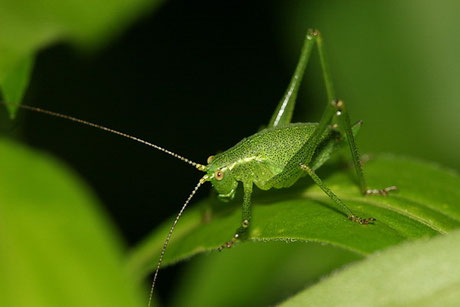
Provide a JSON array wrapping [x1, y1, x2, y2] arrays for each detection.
[[208, 123, 340, 190]]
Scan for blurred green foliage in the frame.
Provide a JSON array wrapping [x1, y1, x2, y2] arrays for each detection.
[[172, 242, 361, 307], [1, 1, 460, 306], [280, 229, 460, 307], [0, 139, 143, 307]]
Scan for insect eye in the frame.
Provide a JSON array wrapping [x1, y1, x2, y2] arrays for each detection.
[[207, 155, 215, 164], [214, 170, 224, 180]]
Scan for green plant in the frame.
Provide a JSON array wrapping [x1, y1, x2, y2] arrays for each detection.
[[1, 2, 460, 306]]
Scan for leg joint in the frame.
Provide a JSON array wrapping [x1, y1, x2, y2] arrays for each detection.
[[299, 163, 312, 174], [308, 29, 320, 37], [331, 99, 344, 111], [306, 29, 320, 41]]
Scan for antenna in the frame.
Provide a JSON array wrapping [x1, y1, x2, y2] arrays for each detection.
[[148, 174, 208, 307], [1, 102, 207, 171]]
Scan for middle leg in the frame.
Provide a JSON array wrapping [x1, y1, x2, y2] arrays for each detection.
[[218, 182, 253, 251]]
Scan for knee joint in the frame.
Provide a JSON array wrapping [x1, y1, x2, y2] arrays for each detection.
[[331, 99, 344, 111]]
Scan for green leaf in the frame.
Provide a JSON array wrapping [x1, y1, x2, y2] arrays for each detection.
[[0, 0, 164, 116], [0, 56, 34, 118], [279, 228, 460, 307], [172, 242, 362, 307], [0, 138, 143, 307], [127, 154, 460, 280]]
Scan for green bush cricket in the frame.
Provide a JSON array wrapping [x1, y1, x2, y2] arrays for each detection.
[[2, 29, 396, 306]]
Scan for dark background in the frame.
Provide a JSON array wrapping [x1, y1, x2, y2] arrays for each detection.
[[16, 1, 288, 244]]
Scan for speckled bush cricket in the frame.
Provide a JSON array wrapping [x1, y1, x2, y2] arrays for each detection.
[[2, 29, 396, 306]]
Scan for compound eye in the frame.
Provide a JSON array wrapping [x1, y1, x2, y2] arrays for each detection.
[[214, 170, 224, 180], [207, 155, 215, 164]]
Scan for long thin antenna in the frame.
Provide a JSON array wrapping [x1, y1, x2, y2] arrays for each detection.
[[1, 102, 206, 171], [148, 174, 208, 307]]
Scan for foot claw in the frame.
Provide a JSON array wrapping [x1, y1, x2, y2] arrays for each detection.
[[349, 215, 376, 225], [217, 234, 239, 251], [366, 185, 398, 196]]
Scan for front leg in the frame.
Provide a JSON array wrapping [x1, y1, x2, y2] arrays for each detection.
[[218, 182, 253, 251], [366, 186, 398, 196]]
